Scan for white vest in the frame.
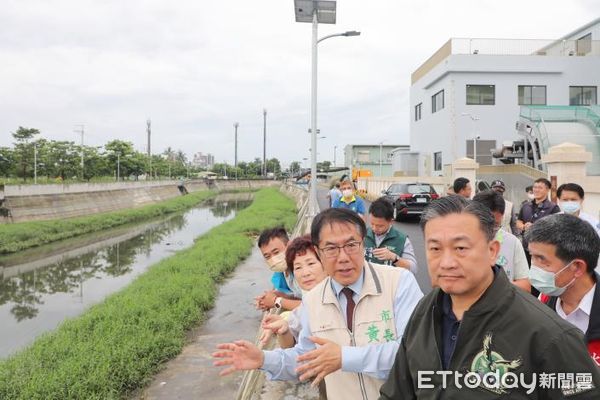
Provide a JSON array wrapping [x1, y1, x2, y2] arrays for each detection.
[[501, 199, 514, 232], [303, 263, 402, 400]]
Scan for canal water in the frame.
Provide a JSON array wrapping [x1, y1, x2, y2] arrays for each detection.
[[0, 193, 254, 359]]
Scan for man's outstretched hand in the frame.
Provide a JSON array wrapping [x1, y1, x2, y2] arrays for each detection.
[[212, 340, 264, 376], [296, 336, 342, 387]]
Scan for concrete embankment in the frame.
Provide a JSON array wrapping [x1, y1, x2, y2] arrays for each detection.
[[0, 179, 278, 223]]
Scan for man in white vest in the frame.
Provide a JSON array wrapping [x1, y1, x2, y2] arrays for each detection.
[[491, 179, 517, 234], [213, 208, 423, 400]]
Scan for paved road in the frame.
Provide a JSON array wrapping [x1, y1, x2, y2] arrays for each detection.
[[318, 188, 432, 295], [137, 247, 275, 400]]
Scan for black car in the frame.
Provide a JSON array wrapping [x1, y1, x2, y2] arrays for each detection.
[[381, 183, 439, 221]]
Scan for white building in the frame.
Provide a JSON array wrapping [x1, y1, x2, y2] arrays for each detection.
[[192, 152, 215, 169], [344, 144, 409, 177], [410, 17, 600, 176]]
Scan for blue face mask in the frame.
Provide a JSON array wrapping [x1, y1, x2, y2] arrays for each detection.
[[560, 201, 581, 215], [529, 260, 576, 296]]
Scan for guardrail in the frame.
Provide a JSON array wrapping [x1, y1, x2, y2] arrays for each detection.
[[235, 182, 315, 400]]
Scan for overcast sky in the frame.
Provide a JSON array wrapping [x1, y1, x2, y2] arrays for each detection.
[[1, 0, 597, 167]]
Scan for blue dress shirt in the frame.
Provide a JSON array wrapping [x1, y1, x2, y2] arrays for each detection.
[[262, 266, 423, 381]]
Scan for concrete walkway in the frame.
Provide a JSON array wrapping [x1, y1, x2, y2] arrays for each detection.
[[136, 246, 272, 400]]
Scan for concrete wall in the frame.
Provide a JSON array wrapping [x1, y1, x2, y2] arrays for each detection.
[[3, 184, 183, 222], [0, 179, 280, 223], [3, 180, 180, 196]]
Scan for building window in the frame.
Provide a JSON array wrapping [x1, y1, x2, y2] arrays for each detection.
[[415, 103, 422, 121], [433, 152, 442, 171], [569, 86, 597, 106], [518, 85, 546, 105], [432, 90, 444, 113], [466, 85, 495, 105], [577, 33, 592, 55], [357, 150, 370, 163]]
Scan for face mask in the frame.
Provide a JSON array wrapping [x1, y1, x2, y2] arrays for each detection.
[[529, 260, 576, 296], [527, 193, 534, 201], [266, 252, 287, 272], [560, 201, 581, 215], [342, 189, 353, 198]]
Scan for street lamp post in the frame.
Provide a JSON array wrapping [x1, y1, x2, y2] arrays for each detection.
[[263, 109, 267, 177], [333, 145, 337, 167], [294, 0, 360, 216], [461, 113, 480, 163], [74, 124, 84, 180], [234, 122, 239, 180]]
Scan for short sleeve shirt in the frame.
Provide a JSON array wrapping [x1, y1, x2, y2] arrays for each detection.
[[332, 195, 366, 215]]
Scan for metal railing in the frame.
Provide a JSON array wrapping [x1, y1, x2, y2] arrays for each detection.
[[235, 183, 315, 400], [412, 38, 600, 84], [450, 38, 600, 56], [519, 106, 600, 175]]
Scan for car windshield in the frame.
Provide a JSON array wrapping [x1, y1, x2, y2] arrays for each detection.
[[387, 184, 406, 193], [407, 184, 433, 194]]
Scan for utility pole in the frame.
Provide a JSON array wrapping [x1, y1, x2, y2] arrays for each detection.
[[147, 119, 152, 179], [333, 145, 337, 167], [74, 124, 84, 180], [263, 108, 267, 177], [379, 141, 383, 177], [234, 122, 239, 180], [34, 142, 37, 184]]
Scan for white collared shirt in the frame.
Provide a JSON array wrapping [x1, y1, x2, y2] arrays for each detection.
[[580, 212, 600, 237], [557, 284, 596, 334]]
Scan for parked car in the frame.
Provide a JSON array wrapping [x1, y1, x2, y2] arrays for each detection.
[[381, 183, 439, 221]]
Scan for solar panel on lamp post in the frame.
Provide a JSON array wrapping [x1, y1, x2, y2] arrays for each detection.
[[294, 0, 360, 217]]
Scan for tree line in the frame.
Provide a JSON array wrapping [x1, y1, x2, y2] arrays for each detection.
[[0, 127, 301, 183]]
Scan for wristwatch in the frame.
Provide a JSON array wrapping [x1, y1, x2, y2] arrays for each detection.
[[274, 297, 283, 309], [393, 255, 400, 264]]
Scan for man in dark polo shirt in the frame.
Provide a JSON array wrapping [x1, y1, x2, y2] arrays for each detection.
[[516, 177, 560, 239], [517, 178, 560, 295]]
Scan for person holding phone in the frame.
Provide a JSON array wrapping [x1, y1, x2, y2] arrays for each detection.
[[364, 198, 417, 273]]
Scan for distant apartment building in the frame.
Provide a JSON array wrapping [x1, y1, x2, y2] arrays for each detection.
[[344, 144, 409, 177], [192, 152, 215, 169], [410, 17, 600, 176]]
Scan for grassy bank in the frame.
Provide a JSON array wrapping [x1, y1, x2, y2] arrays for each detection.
[[0, 187, 297, 400], [0, 190, 219, 254]]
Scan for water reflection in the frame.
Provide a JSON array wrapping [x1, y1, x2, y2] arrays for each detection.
[[209, 200, 252, 218], [0, 194, 252, 357]]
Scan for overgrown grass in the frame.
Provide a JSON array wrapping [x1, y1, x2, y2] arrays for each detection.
[[0, 187, 297, 400], [0, 190, 218, 254]]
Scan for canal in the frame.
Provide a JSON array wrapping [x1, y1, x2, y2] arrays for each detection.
[[0, 192, 254, 358]]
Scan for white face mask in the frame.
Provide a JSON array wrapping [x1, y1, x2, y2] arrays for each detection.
[[527, 193, 535, 201], [342, 189, 353, 198], [559, 201, 581, 215], [529, 260, 576, 296], [266, 252, 287, 272]]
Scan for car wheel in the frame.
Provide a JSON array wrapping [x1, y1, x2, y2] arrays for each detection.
[[395, 209, 405, 222]]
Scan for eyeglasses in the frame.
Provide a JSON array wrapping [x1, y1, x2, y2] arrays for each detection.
[[318, 240, 362, 259]]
